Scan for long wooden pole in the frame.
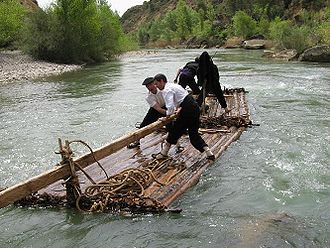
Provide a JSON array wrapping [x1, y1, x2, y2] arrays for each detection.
[[0, 116, 176, 209]]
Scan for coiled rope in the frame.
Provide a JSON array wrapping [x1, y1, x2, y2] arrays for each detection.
[[75, 157, 186, 213]]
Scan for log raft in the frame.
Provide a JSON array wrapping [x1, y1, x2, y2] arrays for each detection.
[[0, 88, 251, 213]]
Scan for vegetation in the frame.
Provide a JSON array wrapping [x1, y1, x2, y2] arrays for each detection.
[[134, 0, 330, 53], [0, 0, 25, 48], [0, 0, 137, 63], [0, 0, 329, 63]]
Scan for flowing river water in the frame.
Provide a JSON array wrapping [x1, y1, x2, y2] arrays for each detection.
[[0, 49, 329, 247]]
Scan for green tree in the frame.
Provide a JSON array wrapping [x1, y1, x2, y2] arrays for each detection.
[[269, 17, 292, 48], [22, 0, 135, 63], [284, 25, 311, 53], [0, 0, 25, 47], [315, 7, 330, 45], [232, 10, 257, 38], [257, 17, 270, 37]]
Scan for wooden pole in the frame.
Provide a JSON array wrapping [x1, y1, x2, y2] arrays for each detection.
[[0, 115, 176, 209]]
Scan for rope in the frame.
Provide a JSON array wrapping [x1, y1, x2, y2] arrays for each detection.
[[68, 140, 109, 180], [18, 140, 187, 213], [76, 158, 186, 213], [200, 115, 250, 128]]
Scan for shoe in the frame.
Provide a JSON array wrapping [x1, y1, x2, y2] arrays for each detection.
[[176, 145, 184, 153], [207, 154, 215, 161], [127, 141, 140, 149], [152, 152, 169, 159]]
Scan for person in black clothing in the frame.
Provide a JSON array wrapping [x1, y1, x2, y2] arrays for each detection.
[[152, 73, 215, 161], [196, 51, 228, 112], [174, 58, 201, 95]]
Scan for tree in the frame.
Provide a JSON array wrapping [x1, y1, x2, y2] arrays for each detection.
[[22, 0, 135, 63], [0, 0, 25, 47], [232, 10, 257, 39]]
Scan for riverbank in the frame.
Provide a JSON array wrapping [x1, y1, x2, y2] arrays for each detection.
[[0, 50, 82, 84]]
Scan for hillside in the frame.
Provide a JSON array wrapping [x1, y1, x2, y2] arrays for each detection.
[[121, 0, 178, 33], [121, 0, 329, 34], [20, 0, 39, 10]]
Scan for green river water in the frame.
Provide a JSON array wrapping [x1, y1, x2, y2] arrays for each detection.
[[0, 49, 329, 247]]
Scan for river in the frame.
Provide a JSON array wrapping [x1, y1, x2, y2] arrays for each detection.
[[0, 49, 329, 247]]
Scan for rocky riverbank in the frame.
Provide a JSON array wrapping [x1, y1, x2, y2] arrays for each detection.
[[0, 50, 82, 84]]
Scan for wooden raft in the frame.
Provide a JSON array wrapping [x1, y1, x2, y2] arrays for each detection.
[[0, 88, 251, 212]]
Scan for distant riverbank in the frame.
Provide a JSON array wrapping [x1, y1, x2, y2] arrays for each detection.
[[0, 50, 82, 84]]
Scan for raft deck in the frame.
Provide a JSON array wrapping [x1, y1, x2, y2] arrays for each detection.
[[0, 88, 251, 213]]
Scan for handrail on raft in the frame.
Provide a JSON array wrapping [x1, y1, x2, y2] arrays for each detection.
[[0, 114, 177, 209]]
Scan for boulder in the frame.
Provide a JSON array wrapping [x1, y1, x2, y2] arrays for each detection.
[[242, 39, 266, 49], [298, 45, 330, 62], [276, 49, 298, 60], [224, 37, 243, 49]]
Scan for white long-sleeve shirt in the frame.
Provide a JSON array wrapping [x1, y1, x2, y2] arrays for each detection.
[[146, 88, 165, 108], [161, 83, 188, 116]]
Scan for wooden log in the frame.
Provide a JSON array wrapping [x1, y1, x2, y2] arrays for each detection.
[[0, 115, 176, 209], [160, 127, 246, 207]]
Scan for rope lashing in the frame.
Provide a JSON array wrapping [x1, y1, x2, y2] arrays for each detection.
[[76, 158, 186, 213], [200, 115, 251, 128]]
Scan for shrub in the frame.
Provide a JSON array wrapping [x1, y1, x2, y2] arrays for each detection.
[[232, 10, 257, 39], [283, 25, 311, 53], [269, 17, 292, 48], [22, 0, 136, 63], [0, 0, 25, 48]]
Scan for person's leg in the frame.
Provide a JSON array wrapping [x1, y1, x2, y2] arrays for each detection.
[[196, 84, 211, 106], [140, 107, 164, 128], [154, 115, 187, 158], [185, 97, 215, 160], [187, 122, 215, 160], [186, 78, 201, 95], [211, 82, 227, 109], [128, 108, 163, 149]]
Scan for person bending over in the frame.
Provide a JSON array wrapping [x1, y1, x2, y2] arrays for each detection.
[[152, 73, 215, 161], [174, 58, 201, 95], [127, 77, 166, 149], [197, 51, 228, 112]]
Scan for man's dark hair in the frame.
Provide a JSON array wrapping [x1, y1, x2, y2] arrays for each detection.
[[153, 73, 167, 83]]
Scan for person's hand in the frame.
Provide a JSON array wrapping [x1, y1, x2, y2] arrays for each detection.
[[159, 117, 168, 121], [174, 107, 182, 114]]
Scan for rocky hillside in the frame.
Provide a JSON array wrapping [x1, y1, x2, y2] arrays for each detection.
[[121, 0, 178, 33], [20, 0, 39, 10], [121, 0, 329, 34]]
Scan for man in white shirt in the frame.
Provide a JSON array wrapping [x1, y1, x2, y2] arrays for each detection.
[[153, 73, 215, 160], [127, 77, 166, 149]]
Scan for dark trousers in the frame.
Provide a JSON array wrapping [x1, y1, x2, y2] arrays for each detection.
[[197, 81, 227, 109], [167, 95, 207, 152], [179, 74, 201, 95], [140, 107, 166, 128]]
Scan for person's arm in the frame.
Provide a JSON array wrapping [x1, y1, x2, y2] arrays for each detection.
[[163, 90, 176, 116], [152, 103, 166, 115], [173, 68, 182, 83]]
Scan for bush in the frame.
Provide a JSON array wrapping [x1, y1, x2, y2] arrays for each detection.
[[22, 0, 136, 63], [283, 25, 311, 53], [316, 21, 330, 45], [0, 0, 25, 48], [315, 7, 330, 45], [232, 10, 257, 39], [269, 17, 292, 48]]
